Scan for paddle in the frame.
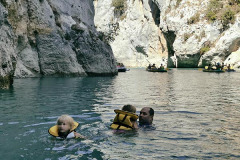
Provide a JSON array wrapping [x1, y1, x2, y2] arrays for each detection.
[[146, 59, 151, 65]]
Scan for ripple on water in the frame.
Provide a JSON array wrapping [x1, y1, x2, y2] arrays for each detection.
[[1, 69, 240, 159]]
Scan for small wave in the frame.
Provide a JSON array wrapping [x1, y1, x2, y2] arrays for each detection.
[[24, 121, 55, 127], [52, 146, 65, 151], [167, 137, 198, 141], [166, 111, 202, 114], [8, 122, 19, 125]]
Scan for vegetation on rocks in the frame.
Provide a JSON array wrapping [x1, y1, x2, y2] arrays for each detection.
[[112, 0, 127, 20], [176, 0, 182, 8], [183, 33, 191, 42], [200, 41, 211, 55], [206, 0, 240, 30], [200, 46, 210, 55], [135, 45, 148, 57], [112, 0, 126, 10], [188, 13, 200, 24]]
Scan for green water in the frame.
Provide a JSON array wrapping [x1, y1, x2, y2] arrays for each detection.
[[1, 68, 240, 159]]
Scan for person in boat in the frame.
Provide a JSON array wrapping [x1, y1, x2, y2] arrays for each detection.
[[227, 64, 235, 71], [216, 62, 221, 70], [227, 64, 231, 70], [159, 64, 164, 70], [139, 107, 154, 126], [151, 64, 157, 69], [207, 63, 211, 70], [120, 63, 125, 67], [147, 64, 151, 70], [221, 62, 225, 70], [110, 104, 138, 130], [48, 115, 85, 139]]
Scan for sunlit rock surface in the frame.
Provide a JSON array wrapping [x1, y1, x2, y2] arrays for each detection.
[[94, 0, 168, 67], [95, 0, 240, 69], [158, 0, 240, 69]]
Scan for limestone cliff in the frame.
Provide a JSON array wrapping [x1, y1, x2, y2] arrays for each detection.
[[159, 0, 240, 68], [0, 0, 117, 89], [94, 0, 168, 67], [0, 3, 16, 89], [94, 0, 240, 69]]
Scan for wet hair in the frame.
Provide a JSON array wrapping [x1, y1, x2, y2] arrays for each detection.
[[149, 108, 154, 116], [57, 115, 74, 128], [122, 104, 136, 113]]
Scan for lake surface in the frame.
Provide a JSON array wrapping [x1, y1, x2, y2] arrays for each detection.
[[1, 68, 240, 159]]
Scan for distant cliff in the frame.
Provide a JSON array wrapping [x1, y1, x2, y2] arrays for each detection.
[[2, 0, 240, 89], [0, 0, 117, 89], [94, 0, 240, 68], [94, 0, 168, 67]]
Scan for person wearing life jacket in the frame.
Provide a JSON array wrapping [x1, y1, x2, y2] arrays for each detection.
[[48, 115, 85, 139], [147, 64, 151, 70], [207, 63, 211, 70], [159, 64, 164, 70], [110, 104, 138, 130], [151, 64, 157, 69], [227, 64, 234, 71]]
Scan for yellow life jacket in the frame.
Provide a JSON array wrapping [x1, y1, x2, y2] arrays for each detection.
[[230, 66, 234, 70], [205, 66, 208, 69], [48, 121, 79, 137], [110, 110, 138, 130]]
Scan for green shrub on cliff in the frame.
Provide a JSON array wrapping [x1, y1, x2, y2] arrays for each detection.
[[205, 0, 240, 30], [229, 0, 240, 5], [112, 0, 127, 20], [188, 13, 200, 24], [183, 33, 191, 42], [200, 46, 210, 55], [200, 41, 211, 55], [206, 0, 222, 22], [176, 0, 182, 8], [220, 8, 235, 29], [112, 0, 126, 12]]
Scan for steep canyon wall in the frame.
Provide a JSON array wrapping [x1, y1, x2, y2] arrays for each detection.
[[94, 0, 168, 67], [2, 0, 240, 89], [0, 0, 117, 89], [94, 0, 240, 68]]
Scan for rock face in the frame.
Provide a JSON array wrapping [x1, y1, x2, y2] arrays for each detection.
[[2, 0, 240, 89], [0, 0, 117, 89], [94, 0, 240, 69], [94, 0, 168, 67], [155, 0, 240, 69], [0, 3, 16, 89]]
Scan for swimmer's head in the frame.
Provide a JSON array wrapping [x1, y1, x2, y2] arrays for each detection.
[[57, 115, 74, 134], [122, 104, 136, 113]]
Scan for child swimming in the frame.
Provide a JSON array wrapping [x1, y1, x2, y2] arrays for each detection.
[[110, 104, 139, 130], [48, 115, 85, 139]]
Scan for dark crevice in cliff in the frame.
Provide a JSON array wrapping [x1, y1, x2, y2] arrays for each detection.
[[148, 0, 160, 26], [25, 0, 43, 75], [163, 31, 176, 68], [0, 0, 7, 7], [46, 0, 61, 29], [178, 53, 201, 68], [229, 38, 240, 53]]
